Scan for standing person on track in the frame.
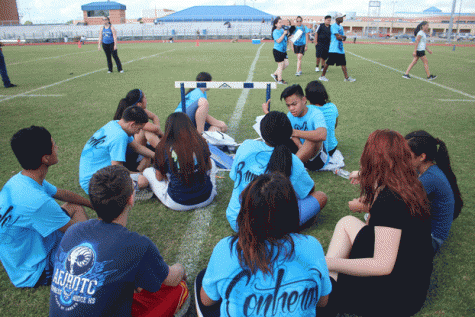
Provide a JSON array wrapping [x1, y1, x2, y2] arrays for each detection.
[[291, 16, 311, 76], [271, 17, 289, 85], [319, 13, 355, 82], [314, 15, 332, 73], [98, 16, 123, 74], [0, 41, 16, 88], [402, 21, 437, 80]]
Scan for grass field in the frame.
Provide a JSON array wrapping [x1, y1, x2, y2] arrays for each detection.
[[0, 41, 474, 316]]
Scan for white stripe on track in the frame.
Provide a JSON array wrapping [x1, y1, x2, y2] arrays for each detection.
[[438, 99, 475, 102], [176, 43, 265, 279], [346, 51, 475, 100], [0, 48, 177, 104]]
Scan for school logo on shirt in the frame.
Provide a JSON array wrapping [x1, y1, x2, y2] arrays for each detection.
[[234, 161, 259, 188], [0, 205, 19, 243], [51, 243, 115, 311], [294, 122, 308, 131], [88, 135, 106, 149]]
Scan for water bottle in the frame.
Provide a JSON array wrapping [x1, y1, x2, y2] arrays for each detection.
[[334, 168, 350, 179]]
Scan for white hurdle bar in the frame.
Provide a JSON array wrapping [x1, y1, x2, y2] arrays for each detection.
[[175, 81, 277, 113]]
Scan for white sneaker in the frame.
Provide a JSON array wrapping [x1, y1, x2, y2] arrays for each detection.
[[295, 71, 302, 76], [315, 67, 320, 72], [344, 77, 356, 82], [119, 70, 124, 73], [319, 76, 329, 82], [107, 71, 112, 73]]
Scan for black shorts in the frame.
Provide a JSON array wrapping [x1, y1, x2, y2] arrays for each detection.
[[316, 45, 329, 59], [273, 49, 288, 63], [293, 44, 306, 55], [416, 50, 426, 57], [326, 53, 347, 66]]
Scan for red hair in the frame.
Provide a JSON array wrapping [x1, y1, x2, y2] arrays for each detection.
[[360, 130, 430, 220]]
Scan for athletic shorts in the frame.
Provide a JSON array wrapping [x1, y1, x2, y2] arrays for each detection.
[[298, 195, 321, 226], [416, 50, 426, 57], [326, 53, 347, 66], [273, 49, 288, 63], [316, 45, 330, 59], [293, 44, 306, 55]]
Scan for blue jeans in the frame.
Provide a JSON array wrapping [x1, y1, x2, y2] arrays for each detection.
[[0, 50, 12, 87]]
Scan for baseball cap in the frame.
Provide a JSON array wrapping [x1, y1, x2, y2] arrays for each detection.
[[335, 13, 346, 19]]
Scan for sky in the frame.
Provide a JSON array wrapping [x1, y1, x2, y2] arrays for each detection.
[[15, 0, 475, 23]]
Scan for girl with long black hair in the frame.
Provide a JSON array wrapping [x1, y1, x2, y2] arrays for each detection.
[[405, 130, 463, 254], [403, 21, 436, 80], [98, 16, 123, 73]]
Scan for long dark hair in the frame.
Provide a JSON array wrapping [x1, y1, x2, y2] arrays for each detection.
[[113, 89, 144, 120], [360, 130, 430, 220], [414, 21, 428, 37], [405, 130, 463, 220], [231, 173, 300, 275], [185, 72, 212, 96], [272, 16, 281, 33], [260, 111, 293, 177], [154, 112, 211, 185]]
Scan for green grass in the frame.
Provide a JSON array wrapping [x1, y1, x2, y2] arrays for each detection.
[[0, 41, 474, 316]]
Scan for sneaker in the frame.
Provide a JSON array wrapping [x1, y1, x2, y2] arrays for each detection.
[[277, 80, 288, 85], [5, 84, 17, 88], [270, 74, 277, 82], [295, 71, 302, 76], [344, 77, 356, 82], [134, 187, 153, 202], [402, 74, 411, 79], [315, 67, 320, 72], [319, 76, 329, 82], [107, 71, 112, 73], [119, 70, 124, 73], [427, 75, 437, 80]]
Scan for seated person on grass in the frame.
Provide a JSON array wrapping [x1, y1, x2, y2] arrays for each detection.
[[79, 106, 154, 196], [0, 126, 90, 288], [49, 165, 189, 317], [262, 84, 328, 170], [305, 80, 339, 157], [114, 89, 164, 172], [174, 72, 227, 134]]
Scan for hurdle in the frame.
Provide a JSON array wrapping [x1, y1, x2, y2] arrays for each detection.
[[175, 81, 277, 113]]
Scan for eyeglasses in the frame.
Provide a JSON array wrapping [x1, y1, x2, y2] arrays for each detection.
[[296, 20, 302, 22]]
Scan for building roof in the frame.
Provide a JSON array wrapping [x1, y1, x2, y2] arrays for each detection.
[[155, 5, 274, 22], [81, 1, 126, 11], [423, 7, 442, 13]]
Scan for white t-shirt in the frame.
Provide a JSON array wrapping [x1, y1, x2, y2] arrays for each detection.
[[416, 30, 427, 51]]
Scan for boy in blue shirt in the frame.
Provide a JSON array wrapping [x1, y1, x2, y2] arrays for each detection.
[[0, 126, 90, 287], [319, 13, 356, 82], [291, 16, 311, 76], [262, 84, 328, 170], [79, 106, 155, 195]]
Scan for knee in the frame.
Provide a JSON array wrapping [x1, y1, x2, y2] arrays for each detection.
[[312, 191, 327, 209], [336, 215, 359, 230], [62, 203, 86, 217], [137, 174, 149, 189], [198, 98, 209, 110]]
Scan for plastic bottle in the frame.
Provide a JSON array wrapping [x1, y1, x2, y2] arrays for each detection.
[[334, 168, 350, 179]]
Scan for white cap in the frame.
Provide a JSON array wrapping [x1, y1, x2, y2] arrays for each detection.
[[335, 13, 346, 19]]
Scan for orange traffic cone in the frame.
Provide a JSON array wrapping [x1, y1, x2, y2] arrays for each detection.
[[78, 41, 82, 48], [196, 40, 199, 47]]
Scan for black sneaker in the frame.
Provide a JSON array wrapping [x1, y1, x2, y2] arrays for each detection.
[[427, 75, 437, 80], [402, 74, 411, 79], [5, 84, 17, 88]]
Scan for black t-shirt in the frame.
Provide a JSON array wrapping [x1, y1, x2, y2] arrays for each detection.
[[331, 188, 433, 316], [316, 23, 331, 47]]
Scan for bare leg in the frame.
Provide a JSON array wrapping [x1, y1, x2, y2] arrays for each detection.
[[137, 174, 149, 189], [194, 98, 210, 134], [405, 56, 419, 75], [321, 63, 330, 76], [296, 53, 303, 72], [420, 55, 430, 77], [341, 65, 349, 79], [61, 203, 88, 222], [136, 158, 151, 172], [144, 131, 160, 149], [206, 114, 228, 132], [326, 215, 366, 280], [311, 190, 327, 210], [275, 61, 284, 81]]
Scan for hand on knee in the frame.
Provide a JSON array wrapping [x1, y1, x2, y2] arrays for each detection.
[[137, 175, 149, 189]]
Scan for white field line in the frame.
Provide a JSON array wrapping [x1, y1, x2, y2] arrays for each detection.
[[438, 99, 475, 102], [176, 43, 265, 278], [0, 94, 64, 97], [346, 51, 475, 100], [8, 49, 97, 66], [0, 48, 177, 104]]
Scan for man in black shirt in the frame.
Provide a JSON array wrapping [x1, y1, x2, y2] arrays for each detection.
[[314, 15, 332, 72]]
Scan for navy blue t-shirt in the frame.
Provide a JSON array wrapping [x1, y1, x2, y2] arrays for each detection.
[[316, 23, 331, 47], [49, 220, 169, 317]]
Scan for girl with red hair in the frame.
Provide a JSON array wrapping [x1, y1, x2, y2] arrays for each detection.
[[320, 129, 434, 317]]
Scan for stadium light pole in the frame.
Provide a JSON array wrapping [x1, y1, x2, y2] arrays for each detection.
[[447, 0, 457, 43]]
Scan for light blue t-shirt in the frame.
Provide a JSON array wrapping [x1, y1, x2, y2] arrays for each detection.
[[202, 235, 332, 317], [310, 103, 339, 152], [0, 173, 70, 287], [287, 105, 327, 146], [102, 26, 114, 45], [273, 29, 287, 53], [293, 25, 311, 46], [79, 120, 134, 194], [174, 88, 207, 113], [329, 23, 345, 54], [226, 140, 314, 232], [419, 165, 455, 242]]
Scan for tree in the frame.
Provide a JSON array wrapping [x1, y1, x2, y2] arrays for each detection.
[[24, 21, 33, 25]]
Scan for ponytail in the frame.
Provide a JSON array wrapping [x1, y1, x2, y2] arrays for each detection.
[[414, 21, 428, 37], [113, 98, 129, 120], [265, 144, 292, 177], [272, 16, 281, 33]]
